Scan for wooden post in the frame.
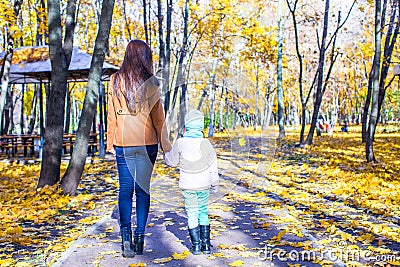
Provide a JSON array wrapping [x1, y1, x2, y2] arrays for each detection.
[[39, 79, 44, 158], [99, 82, 105, 158], [21, 83, 25, 134]]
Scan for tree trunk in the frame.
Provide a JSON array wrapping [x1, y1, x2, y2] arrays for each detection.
[[277, 0, 285, 140], [366, 0, 383, 163], [143, 0, 149, 44], [61, 0, 115, 195], [262, 88, 276, 130], [225, 90, 229, 128], [163, 0, 173, 115], [64, 86, 71, 133], [157, 0, 165, 70], [299, 104, 307, 143], [376, 1, 399, 127], [304, 0, 330, 145], [219, 85, 225, 132], [176, 0, 189, 135], [36, 0, 46, 45], [254, 64, 259, 131], [208, 81, 216, 137], [286, 0, 309, 143], [148, 0, 152, 46], [208, 60, 218, 137], [362, 75, 373, 142], [38, 0, 77, 188], [122, 0, 132, 40], [28, 86, 38, 134]]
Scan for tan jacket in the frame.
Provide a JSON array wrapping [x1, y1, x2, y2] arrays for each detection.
[[106, 75, 172, 152]]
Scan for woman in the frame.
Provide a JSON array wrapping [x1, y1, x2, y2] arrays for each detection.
[[107, 40, 171, 258]]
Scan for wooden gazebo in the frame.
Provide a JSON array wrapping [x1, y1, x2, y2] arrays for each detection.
[[0, 46, 119, 158]]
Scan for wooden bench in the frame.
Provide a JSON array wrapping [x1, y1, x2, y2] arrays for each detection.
[[0, 135, 37, 158]]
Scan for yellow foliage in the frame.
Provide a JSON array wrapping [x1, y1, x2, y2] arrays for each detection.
[[79, 216, 101, 225], [172, 250, 190, 260], [0, 258, 15, 267], [238, 137, 246, 147], [0, 47, 49, 65], [0, 160, 118, 264], [228, 260, 245, 266]]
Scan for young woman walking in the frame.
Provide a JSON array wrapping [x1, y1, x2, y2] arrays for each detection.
[[107, 40, 171, 258]]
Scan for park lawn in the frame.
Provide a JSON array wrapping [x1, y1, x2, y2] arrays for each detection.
[[258, 126, 400, 266], [0, 125, 399, 266], [283, 126, 400, 219]]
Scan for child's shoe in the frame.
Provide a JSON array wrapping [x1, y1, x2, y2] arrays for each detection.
[[188, 226, 201, 255], [200, 224, 211, 254]]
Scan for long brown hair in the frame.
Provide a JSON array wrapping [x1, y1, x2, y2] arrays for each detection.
[[113, 40, 154, 112]]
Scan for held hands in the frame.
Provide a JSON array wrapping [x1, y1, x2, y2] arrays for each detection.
[[210, 173, 220, 194], [210, 184, 219, 194]]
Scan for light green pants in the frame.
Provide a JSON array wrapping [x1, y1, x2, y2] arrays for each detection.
[[182, 190, 210, 229]]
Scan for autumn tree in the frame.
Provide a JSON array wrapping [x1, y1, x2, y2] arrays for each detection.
[[365, 0, 399, 162], [285, 0, 355, 145], [277, 0, 285, 140], [37, 0, 77, 188], [60, 0, 115, 195], [0, 0, 23, 135]]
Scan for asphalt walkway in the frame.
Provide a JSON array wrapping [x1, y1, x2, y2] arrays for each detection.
[[51, 137, 322, 267]]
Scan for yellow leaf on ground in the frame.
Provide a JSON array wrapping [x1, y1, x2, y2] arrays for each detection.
[[228, 260, 245, 266], [367, 246, 391, 254], [153, 257, 172, 264], [238, 138, 246, 147], [100, 250, 119, 255], [0, 259, 15, 267], [105, 226, 114, 233], [388, 260, 400, 266], [238, 251, 259, 257], [79, 216, 101, 225], [271, 229, 287, 242], [6, 225, 23, 235], [172, 250, 190, 260]]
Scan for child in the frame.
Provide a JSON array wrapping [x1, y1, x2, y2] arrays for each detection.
[[165, 110, 219, 255]]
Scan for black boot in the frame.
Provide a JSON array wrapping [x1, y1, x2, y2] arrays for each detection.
[[200, 225, 211, 254], [188, 226, 201, 255], [120, 227, 135, 258], [134, 235, 144, 255]]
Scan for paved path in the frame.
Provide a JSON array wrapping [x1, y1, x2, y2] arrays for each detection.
[[51, 137, 323, 267], [51, 177, 319, 266]]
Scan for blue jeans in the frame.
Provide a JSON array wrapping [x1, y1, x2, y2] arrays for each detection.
[[116, 145, 158, 236]]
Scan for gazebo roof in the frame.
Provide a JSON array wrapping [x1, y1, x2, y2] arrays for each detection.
[[0, 46, 119, 84]]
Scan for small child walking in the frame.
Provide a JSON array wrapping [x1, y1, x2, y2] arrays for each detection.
[[165, 110, 219, 255]]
